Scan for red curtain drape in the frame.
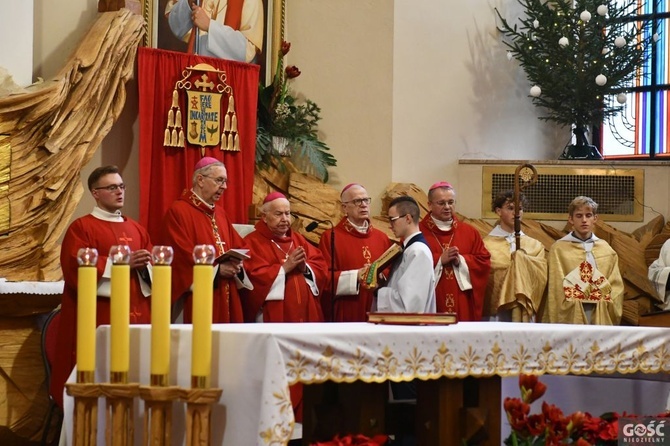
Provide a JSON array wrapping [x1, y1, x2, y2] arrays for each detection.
[[137, 47, 259, 242]]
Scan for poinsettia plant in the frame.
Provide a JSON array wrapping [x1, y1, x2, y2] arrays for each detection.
[[505, 374, 669, 445], [256, 40, 336, 181], [310, 433, 388, 446]]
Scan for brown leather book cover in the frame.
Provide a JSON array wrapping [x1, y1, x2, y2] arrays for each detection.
[[367, 312, 458, 326]]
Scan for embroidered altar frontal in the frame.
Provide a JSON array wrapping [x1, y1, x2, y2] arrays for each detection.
[[64, 322, 670, 446]]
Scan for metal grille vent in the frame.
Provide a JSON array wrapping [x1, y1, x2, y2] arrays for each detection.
[[482, 166, 644, 221]]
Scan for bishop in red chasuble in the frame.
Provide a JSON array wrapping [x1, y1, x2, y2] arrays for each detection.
[[318, 184, 392, 322], [420, 182, 491, 321], [242, 193, 328, 323], [160, 157, 252, 323]]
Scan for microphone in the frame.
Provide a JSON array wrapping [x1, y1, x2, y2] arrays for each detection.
[[305, 219, 330, 232]]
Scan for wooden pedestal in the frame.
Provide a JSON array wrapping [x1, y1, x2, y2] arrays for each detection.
[[180, 387, 223, 446], [65, 383, 102, 446], [138, 386, 181, 446], [99, 383, 141, 446]]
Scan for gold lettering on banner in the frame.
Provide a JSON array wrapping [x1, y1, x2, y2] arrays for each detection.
[[164, 63, 240, 156]]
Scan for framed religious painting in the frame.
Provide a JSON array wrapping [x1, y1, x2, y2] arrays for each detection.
[[139, 0, 283, 83]]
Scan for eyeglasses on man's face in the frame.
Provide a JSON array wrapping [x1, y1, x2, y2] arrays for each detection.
[[203, 175, 228, 186], [94, 183, 126, 192], [388, 214, 408, 224], [343, 197, 371, 207], [431, 200, 456, 208]]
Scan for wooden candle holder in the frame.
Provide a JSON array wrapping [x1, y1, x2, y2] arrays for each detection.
[[99, 382, 141, 446], [179, 387, 223, 446], [65, 382, 102, 446], [138, 385, 181, 446]]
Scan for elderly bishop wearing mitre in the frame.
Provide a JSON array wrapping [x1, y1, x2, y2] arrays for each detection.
[[160, 157, 253, 323], [242, 192, 328, 323]]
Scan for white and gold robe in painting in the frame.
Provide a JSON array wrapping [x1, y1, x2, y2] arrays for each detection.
[[483, 226, 547, 322], [544, 233, 624, 325], [648, 238, 670, 309]]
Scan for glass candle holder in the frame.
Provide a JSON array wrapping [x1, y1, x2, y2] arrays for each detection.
[[193, 244, 216, 265], [152, 245, 174, 265], [109, 245, 132, 264]]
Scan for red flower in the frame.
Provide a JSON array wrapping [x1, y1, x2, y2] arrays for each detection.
[[285, 65, 301, 79], [504, 397, 530, 433], [526, 413, 547, 436], [519, 374, 547, 404], [280, 40, 291, 55], [310, 434, 388, 446], [574, 438, 592, 446]]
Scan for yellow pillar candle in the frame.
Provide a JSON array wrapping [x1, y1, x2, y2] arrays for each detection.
[[109, 245, 131, 383], [76, 248, 98, 383], [191, 244, 215, 388], [151, 246, 174, 385]]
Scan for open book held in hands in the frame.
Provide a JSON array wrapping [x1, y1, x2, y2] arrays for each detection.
[[215, 249, 250, 263], [358, 243, 402, 289]]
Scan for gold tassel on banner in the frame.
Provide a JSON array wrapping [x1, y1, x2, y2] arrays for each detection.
[[227, 95, 235, 113], [171, 129, 178, 145], [231, 115, 237, 132], [167, 109, 174, 128], [164, 129, 171, 146], [224, 114, 231, 132], [233, 134, 240, 151], [175, 109, 182, 128], [172, 90, 179, 108], [178, 130, 185, 147]]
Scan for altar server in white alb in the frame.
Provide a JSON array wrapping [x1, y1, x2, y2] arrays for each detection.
[[648, 239, 670, 310], [373, 196, 436, 313], [544, 196, 624, 325]]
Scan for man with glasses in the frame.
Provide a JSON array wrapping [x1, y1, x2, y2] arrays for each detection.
[[483, 190, 547, 322], [374, 196, 436, 313], [52, 165, 154, 408], [160, 157, 252, 323], [420, 182, 490, 321], [318, 183, 392, 321]]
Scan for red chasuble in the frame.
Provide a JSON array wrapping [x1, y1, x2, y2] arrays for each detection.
[[160, 190, 246, 323], [242, 221, 328, 322], [51, 215, 153, 408], [319, 218, 392, 322], [419, 214, 491, 320]]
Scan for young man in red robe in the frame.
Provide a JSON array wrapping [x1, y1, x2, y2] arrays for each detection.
[[318, 183, 392, 322], [419, 181, 491, 320], [51, 165, 153, 408], [160, 157, 252, 323], [242, 192, 328, 322]]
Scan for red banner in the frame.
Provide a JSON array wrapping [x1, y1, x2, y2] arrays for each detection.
[[137, 47, 259, 241]]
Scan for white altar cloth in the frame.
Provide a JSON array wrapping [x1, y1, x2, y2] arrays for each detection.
[[62, 322, 670, 446]]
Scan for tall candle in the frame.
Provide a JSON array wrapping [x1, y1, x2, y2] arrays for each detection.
[[151, 246, 174, 385], [76, 248, 98, 383], [109, 245, 131, 383], [191, 244, 215, 388]]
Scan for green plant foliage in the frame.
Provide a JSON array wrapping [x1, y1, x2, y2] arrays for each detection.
[[496, 0, 657, 130]]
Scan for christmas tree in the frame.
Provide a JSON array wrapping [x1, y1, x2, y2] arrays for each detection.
[[496, 0, 658, 158]]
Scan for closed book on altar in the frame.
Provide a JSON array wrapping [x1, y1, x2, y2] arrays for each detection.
[[367, 312, 458, 325], [215, 249, 250, 263]]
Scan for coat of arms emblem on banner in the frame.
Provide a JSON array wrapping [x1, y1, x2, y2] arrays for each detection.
[[164, 63, 239, 155]]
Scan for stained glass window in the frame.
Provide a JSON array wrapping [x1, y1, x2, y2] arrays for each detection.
[[601, 1, 670, 158]]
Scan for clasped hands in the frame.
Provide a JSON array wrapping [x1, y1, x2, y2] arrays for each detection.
[[282, 246, 307, 274], [440, 246, 460, 267], [129, 249, 152, 270]]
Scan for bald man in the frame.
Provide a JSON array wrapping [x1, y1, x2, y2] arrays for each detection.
[[318, 183, 392, 321]]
